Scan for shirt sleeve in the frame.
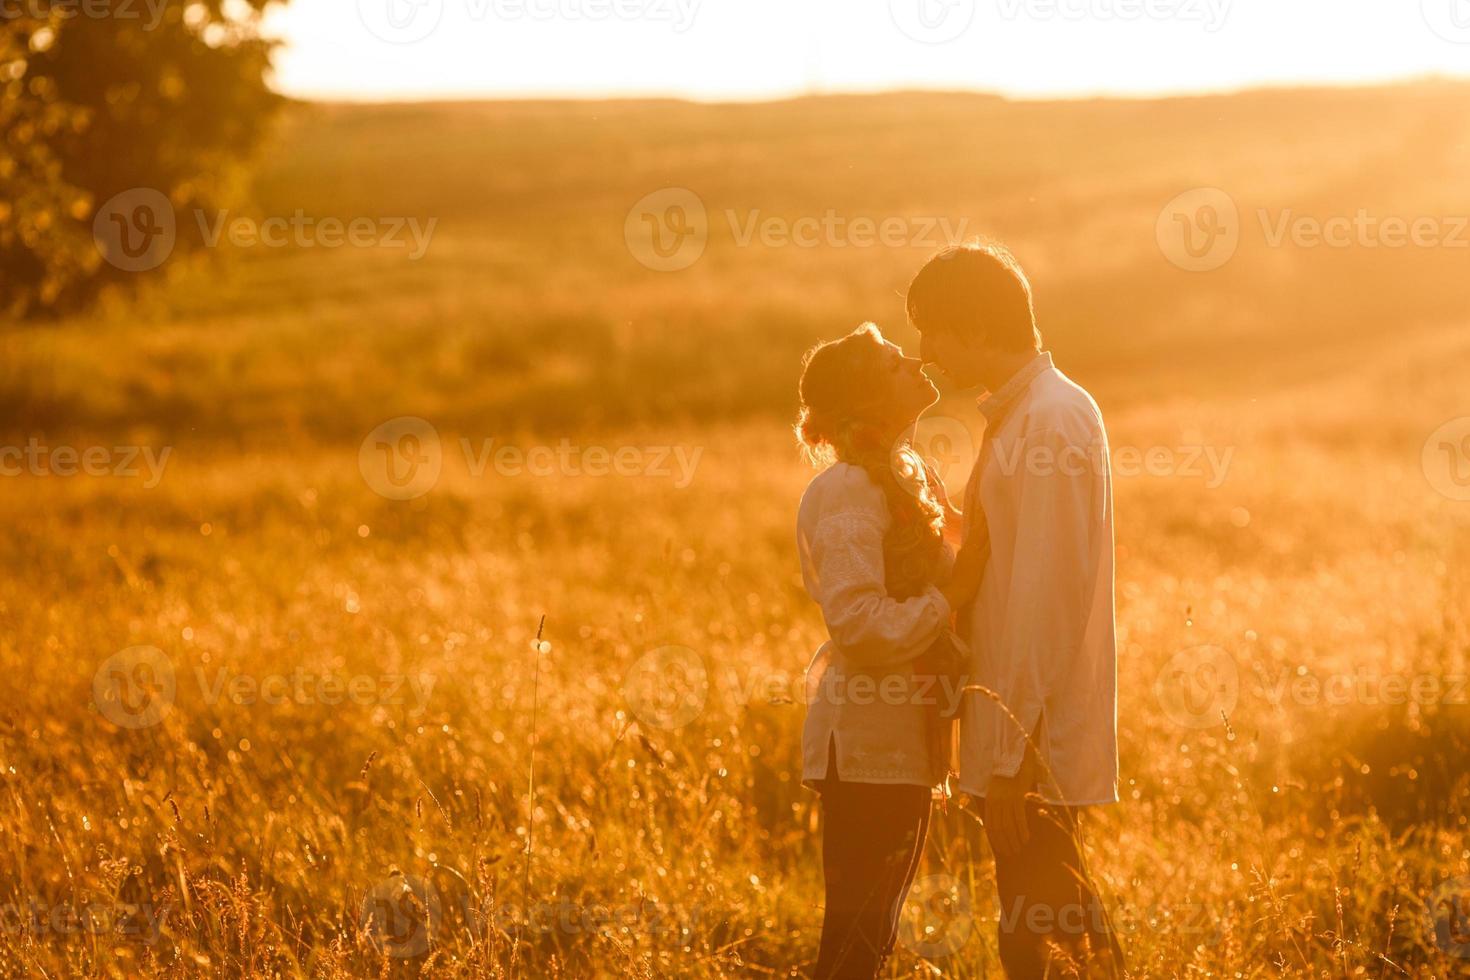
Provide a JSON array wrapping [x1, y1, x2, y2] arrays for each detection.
[[992, 421, 1105, 776], [804, 471, 954, 669]]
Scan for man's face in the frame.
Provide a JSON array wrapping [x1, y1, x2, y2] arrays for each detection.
[[918, 325, 986, 390]]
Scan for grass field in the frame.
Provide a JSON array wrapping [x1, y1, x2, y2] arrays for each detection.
[[1, 84, 1469, 977]]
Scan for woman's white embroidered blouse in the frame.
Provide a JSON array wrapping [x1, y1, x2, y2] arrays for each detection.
[[796, 463, 953, 787]]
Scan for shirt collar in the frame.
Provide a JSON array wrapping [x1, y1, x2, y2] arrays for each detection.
[[977, 350, 1053, 426]]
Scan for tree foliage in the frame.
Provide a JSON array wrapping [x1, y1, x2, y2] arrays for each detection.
[[0, 1, 281, 317]]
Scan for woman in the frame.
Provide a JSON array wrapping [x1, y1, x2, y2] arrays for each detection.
[[795, 323, 986, 979]]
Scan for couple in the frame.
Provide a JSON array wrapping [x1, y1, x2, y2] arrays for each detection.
[[795, 243, 1124, 978]]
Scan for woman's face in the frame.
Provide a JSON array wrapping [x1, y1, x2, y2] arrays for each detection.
[[873, 339, 939, 425]]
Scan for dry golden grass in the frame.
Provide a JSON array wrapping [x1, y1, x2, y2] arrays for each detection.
[[1, 86, 1468, 976]]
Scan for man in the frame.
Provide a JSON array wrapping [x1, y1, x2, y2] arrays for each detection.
[[907, 242, 1123, 977]]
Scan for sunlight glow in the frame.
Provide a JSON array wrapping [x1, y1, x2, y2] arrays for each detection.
[[267, 0, 1470, 102]]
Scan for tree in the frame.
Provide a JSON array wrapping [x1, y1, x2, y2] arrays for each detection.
[[0, 1, 281, 317]]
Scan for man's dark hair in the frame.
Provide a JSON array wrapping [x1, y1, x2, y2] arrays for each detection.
[[906, 242, 1042, 352]]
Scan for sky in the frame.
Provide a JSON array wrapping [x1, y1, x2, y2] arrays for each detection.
[[265, 0, 1470, 102]]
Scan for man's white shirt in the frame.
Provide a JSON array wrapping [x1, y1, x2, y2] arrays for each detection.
[[958, 352, 1120, 806]]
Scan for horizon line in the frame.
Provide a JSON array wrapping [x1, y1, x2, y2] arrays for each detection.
[[271, 71, 1470, 108]]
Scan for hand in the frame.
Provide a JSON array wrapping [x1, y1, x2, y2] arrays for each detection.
[[983, 746, 1039, 858], [941, 539, 988, 611]]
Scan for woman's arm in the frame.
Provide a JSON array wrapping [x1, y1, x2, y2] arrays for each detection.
[[802, 470, 953, 669]]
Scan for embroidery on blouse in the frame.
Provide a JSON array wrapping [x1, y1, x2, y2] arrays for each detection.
[[809, 511, 886, 592]]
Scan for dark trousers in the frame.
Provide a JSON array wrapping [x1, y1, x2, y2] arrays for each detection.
[[813, 771, 931, 979], [987, 801, 1126, 979]]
